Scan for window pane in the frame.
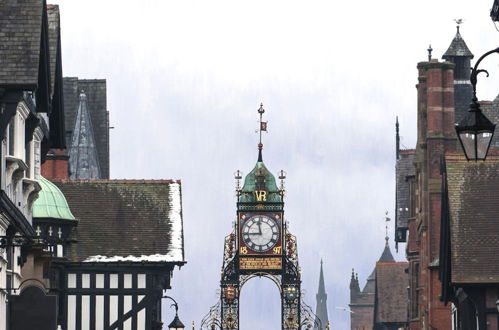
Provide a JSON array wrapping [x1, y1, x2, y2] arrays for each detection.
[[477, 132, 493, 160], [460, 132, 477, 160]]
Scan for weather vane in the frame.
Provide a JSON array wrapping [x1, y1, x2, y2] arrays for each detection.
[[384, 211, 391, 243], [257, 103, 267, 152], [454, 18, 464, 32]]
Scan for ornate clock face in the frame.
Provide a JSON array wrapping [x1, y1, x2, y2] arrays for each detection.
[[242, 215, 279, 252]]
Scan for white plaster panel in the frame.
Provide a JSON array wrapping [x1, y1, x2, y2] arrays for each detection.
[[82, 295, 90, 330], [68, 295, 76, 330]]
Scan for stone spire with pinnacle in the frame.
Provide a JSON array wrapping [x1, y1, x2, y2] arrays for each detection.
[[68, 91, 101, 179], [314, 260, 329, 330]]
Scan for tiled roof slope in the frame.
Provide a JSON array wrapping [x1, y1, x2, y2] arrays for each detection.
[[374, 262, 408, 323], [446, 154, 499, 283], [0, 0, 44, 87], [396, 150, 415, 231], [53, 180, 184, 263], [63, 78, 109, 178]]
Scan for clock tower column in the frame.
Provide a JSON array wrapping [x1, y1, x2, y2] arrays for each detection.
[[201, 105, 318, 330]]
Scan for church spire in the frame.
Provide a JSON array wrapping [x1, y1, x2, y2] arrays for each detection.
[[314, 260, 329, 330], [68, 91, 101, 179]]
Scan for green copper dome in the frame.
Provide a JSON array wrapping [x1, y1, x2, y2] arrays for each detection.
[[33, 177, 75, 220], [239, 160, 282, 203]]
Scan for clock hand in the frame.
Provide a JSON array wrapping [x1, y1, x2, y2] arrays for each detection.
[[257, 219, 262, 235]]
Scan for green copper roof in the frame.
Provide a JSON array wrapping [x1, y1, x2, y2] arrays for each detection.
[[239, 160, 282, 203], [33, 177, 76, 220]]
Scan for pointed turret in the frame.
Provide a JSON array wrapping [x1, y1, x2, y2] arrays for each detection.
[[314, 260, 329, 330], [68, 91, 101, 179], [379, 236, 395, 262], [442, 25, 474, 80], [442, 24, 474, 131]]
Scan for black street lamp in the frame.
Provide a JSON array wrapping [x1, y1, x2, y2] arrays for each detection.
[[455, 48, 498, 161], [163, 295, 185, 330]]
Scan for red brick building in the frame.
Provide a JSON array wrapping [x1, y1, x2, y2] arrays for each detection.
[[394, 27, 484, 330], [350, 240, 397, 330]]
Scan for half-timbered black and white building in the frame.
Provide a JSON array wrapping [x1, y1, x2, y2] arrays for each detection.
[[40, 179, 186, 330]]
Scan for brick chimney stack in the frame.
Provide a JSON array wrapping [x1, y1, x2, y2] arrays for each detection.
[[42, 149, 69, 180], [408, 58, 455, 330]]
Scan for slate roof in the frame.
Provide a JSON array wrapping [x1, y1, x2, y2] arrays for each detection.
[[0, 0, 45, 87], [374, 262, 408, 324], [46, 4, 59, 98], [361, 241, 395, 295], [63, 78, 109, 178], [445, 154, 499, 283], [53, 179, 184, 263], [442, 27, 473, 60], [478, 96, 499, 149]]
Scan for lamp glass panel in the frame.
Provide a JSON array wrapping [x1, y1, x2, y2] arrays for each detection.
[[477, 132, 493, 160], [459, 132, 477, 160]]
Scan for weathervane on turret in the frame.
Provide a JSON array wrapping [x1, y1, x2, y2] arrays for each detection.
[[384, 211, 391, 245], [454, 18, 464, 32], [257, 103, 267, 162]]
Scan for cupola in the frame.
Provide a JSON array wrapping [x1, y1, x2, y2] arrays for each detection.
[[33, 176, 75, 220], [237, 104, 283, 206], [239, 160, 282, 203]]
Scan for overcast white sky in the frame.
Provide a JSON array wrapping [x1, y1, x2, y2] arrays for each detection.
[[55, 0, 499, 328]]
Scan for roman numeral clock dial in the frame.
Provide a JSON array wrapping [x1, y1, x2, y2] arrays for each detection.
[[242, 215, 279, 252]]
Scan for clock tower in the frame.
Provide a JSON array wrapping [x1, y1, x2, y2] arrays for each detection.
[[201, 105, 319, 330]]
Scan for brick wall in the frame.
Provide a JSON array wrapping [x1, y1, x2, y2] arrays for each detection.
[[350, 304, 373, 330]]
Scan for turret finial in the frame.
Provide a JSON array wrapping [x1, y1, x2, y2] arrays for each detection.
[[427, 44, 433, 62], [396, 117, 400, 160], [257, 103, 267, 162]]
